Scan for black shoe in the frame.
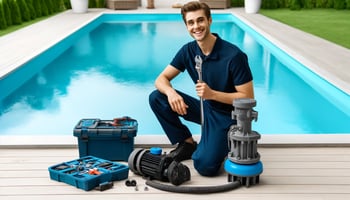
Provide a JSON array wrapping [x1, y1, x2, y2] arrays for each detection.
[[168, 141, 197, 162]]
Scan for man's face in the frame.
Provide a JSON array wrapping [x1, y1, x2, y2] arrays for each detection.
[[184, 10, 212, 42]]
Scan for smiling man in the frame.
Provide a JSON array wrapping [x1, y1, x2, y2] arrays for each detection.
[[149, 1, 254, 176]]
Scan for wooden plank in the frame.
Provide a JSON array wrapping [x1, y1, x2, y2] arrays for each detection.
[[2, 184, 350, 195], [259, 147, 350, 154], [3, 175, 350, 187], [262, 161, 350, 169], [3, 153, 350, 163], [261, 155, 350, 162], [2, 194, 350, 200], [2, 163, 350, 177]]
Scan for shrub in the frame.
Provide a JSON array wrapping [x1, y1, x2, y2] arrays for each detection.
[[46, 0, 54, 15], [8, 0, 22, 25], [289, 0, 302, 9], [315, 0, 327, 7], [334, 0, 346, 8], [2, 0, 12, 26], [326, 0, 334, 7], [231, 0, 244, 7], [89, 0, 97, 8], [17, 0, 31, 22], [33, 0, 42, 17], [40, 0, 49, 16], [97, 0, 106, 8], [0, 2, 7, 29], [63, 0, 72, 9], [278, 0, 289, 7], [303, 0, 316, 8], [262, 0, 279, 9], [26, 0, 36, 20]]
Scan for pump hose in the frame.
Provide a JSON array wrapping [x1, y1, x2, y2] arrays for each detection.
[[145, 180, 241, 194]]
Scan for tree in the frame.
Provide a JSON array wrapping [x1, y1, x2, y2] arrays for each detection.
[[2, 0, 12, 26], [334, 0, 346, 8], [40, 0, 49, 16], [89, 0, 97, 8], [26, 0, 37, 20], [33, 0, 43, 17], [289, 0, 302, 10], [315, 0, 327, 8], [46, 0, 53, 15], [0, 2, 8, 30], [17, 0, 31, 22], [8, 0, 22, 25], [261, 0, 279, 9]]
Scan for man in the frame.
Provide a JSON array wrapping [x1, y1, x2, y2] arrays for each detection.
[[149, 1, 254, 176]]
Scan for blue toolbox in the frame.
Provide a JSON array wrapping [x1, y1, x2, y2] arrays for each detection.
[[48, 156, 129, 191], [74, 117, 137, 161]]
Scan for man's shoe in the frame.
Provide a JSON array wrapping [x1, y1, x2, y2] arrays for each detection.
[[168, 142, 197, 162]]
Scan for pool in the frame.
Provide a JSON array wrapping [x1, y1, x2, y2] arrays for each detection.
[[1, 13, 350, 144]]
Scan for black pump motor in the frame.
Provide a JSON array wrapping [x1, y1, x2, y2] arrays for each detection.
[[128, 148, 191, 186]]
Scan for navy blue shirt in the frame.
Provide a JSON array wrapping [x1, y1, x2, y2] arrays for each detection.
[[170, 33, 253, 112]]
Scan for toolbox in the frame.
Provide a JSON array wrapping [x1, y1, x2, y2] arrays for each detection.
[[48, 156, 129, 191], [74, 117, 138, 161]]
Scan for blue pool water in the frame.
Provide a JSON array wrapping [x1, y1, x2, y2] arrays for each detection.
[[0, 14, 349, 136]]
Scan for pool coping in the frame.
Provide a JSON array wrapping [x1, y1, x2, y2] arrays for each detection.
[[0, 7, 350, 146]]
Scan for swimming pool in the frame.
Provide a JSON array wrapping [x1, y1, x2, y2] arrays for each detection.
[[0, 13, 349, 141]]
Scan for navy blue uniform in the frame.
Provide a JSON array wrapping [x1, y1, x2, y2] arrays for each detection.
[[149, 33, 253, 176]]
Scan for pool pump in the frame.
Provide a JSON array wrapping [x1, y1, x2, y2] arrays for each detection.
[[224, 98, 263, 186], [128, 147, 191, 186]]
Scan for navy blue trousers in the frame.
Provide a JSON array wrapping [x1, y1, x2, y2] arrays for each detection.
[[149, 90, 234, 176]]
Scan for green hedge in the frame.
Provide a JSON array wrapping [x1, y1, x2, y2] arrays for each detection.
[[232, 0, 349, 9], [0, 0, 66, 30], [259, 0, 349, 9], [0, 0, 106, 30], [231, 0, 349, 9]]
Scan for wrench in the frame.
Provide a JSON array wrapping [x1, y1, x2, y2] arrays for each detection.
[[195, 55, 204, 131]]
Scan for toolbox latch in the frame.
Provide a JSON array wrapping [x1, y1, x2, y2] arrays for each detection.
[[121, 129, 129, 141], [81, 128, 88, 142]]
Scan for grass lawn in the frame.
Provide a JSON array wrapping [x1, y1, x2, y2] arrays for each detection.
[[259, 9, 350, 49], [0, 15, 54, 37]]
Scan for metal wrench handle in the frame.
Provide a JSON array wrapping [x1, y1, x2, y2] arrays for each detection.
[[195, 55, 204, 129]]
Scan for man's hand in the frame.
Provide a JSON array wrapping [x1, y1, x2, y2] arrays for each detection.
[[167, 90, 189, 115], [196, 80, 213, 100]]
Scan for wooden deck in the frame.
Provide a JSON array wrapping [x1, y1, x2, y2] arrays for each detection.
[[1, 146, 350, 199]]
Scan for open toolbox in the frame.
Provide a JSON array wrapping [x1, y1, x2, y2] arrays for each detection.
[[48, 156, 129, 191], [74, 117, 138, 161]]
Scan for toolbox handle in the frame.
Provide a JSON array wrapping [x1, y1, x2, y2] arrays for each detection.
[[79, 119, 100, 129]]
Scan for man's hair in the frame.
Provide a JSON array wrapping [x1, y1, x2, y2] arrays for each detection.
[[181, 1, 211, 24]]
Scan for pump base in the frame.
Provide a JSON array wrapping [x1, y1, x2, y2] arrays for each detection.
[[224, 159, 263, 187]]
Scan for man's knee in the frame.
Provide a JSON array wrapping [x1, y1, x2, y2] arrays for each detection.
[[149, 90, 166, 109], [193, 158, 222, 177], [149, 90, 160, 104]]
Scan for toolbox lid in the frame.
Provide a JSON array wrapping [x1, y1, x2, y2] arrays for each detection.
[[73, 117, 138, 138]]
